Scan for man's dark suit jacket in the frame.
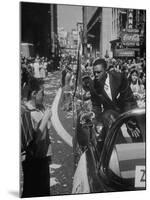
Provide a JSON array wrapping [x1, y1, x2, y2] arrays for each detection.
[[89, 70, 137, 113]]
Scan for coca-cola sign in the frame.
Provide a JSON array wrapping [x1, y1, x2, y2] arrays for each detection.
[[121, 31, 140, 47]]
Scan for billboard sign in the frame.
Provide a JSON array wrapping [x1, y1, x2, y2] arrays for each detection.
[[114, 49, 135, 57], [121, 29, 140, 47]]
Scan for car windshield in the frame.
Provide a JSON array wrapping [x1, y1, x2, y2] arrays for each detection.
[[108, 113, 145, 185]]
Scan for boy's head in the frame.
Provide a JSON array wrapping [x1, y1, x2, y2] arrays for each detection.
[[27, 78, 44, 106]]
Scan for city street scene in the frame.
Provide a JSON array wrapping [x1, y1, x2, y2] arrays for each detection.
[[20, 2, 146, 198]]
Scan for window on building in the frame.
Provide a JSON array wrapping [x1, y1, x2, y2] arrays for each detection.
[[133, 10, 137, 28], [121, 12, 127, 29], [114, 8, 116, 18], [139, 10, 145, 23]]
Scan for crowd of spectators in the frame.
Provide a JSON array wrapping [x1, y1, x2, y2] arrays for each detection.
[[20, 52, 146, 197], [106, 57, 146, 107], [21, 55, 61, 100], [60, 55, 146, 113]]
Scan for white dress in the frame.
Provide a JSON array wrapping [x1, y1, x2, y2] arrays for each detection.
[[33, 62, 40, 78]]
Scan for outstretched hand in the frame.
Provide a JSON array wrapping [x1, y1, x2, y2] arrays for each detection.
[[126, 119, 141, 138], [44, 108, 52, 120], [39, 108, 52, 133]]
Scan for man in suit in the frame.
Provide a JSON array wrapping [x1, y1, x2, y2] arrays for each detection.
[[86, 58, 137, 116], [82, 58, 140, 141]]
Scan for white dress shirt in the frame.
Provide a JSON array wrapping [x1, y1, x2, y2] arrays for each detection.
[[104, 73, 112, 100]]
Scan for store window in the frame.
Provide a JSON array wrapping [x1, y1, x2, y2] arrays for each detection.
[[133, 10, 137, 28]]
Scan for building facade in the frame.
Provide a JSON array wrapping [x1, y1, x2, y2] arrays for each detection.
[[58, 27, 78, 57], [50, 4, 58, 58], [58, 27, 68, 47], [82, 6, 146, 59], [82, 6, 102, 58], [21, 2, 58, 59]]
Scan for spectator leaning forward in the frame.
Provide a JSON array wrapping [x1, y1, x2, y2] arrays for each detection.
[[21, 77, 52, 198]]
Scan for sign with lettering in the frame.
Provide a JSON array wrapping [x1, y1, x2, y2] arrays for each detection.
[[135, 166, 146, 188], [114, 49, 135, 57], [126, 29, 139, 33], [127, 9, 133, 29], [121, 31, 140, 47]]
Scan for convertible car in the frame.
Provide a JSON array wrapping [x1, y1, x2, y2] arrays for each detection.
[[72, 108, 146, 193]]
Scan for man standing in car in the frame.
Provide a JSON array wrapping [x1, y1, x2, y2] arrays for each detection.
[[88, 58, 137, 117], [82, 58, 138, 138]]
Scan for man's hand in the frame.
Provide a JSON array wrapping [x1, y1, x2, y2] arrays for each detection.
[[126, 119, 141, 139], [39, 108, 52, 134]]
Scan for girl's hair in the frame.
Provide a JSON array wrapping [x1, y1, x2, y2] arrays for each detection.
[[128, 69, 141, 85], [130, 69, 139, 77]]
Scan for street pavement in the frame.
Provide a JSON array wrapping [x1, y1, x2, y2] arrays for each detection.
[[43, 71, 74, 196]]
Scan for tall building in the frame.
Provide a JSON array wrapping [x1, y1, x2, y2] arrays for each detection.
[[82, 6, 102, 58], [82, 6, 146, 58], [57, 28, 78, 57], [21, 2, 58, 59], [50, 4, 58, 57], [58, 27, 68, 47]]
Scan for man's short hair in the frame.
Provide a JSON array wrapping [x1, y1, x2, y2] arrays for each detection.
[[93, 58, 107, 69], [27, 77, 44, 100]]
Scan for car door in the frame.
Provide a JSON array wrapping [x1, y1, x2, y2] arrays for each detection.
[[98, 108, 146, 191]]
